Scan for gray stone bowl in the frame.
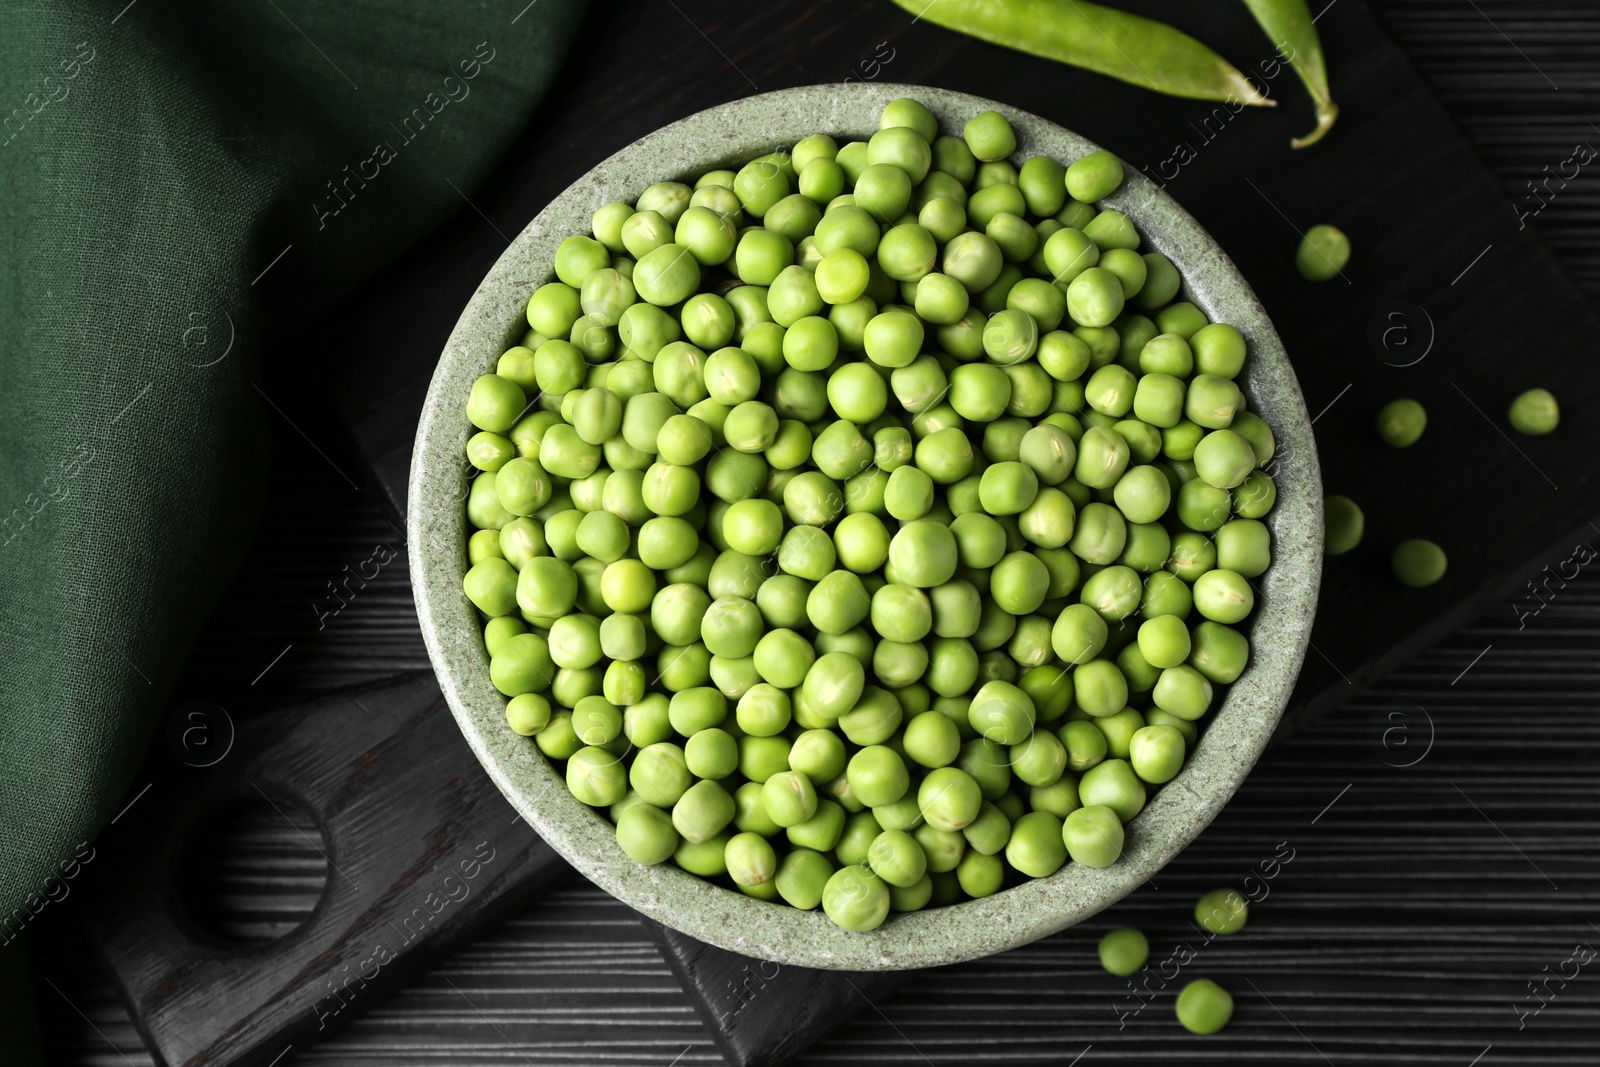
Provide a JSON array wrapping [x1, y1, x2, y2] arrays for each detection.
[[409, 83, 1323, 971]]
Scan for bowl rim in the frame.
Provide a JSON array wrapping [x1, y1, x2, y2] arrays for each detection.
[[409, 82, 1323, 971]]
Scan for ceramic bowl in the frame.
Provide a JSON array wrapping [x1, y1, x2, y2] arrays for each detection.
[[409, 82, 1323, 971]]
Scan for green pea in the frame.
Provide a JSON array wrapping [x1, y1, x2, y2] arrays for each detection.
[[1509, 387, 1559, 435], [997, 810, 1063, 877], [672, 833, 729, 878], [1323, 493, 1364, 556], [799, 157, 846, 204], [527, 281, 582, 337], [1184, 374, 1242, 430], [616, 803, 680, 865], [1059, 719, 1108, 774], [1098, 927, 1149, 976], [1188, 621, 1250, 685], [1073, 427, 1130, 490], [629, 742, 692, 807], [765, 194, 823, 244], [666, 684, 726, 736], [962, 109, 1015, 162], [1193, 569, 1254, 623], [467, 373, 527, 435], [822, 864, 891, 931], [1392, 538, 1448, 587], [463, 555, 519, 617], [1067, 501, 1126, 565], [1063, 804, 1124, 868], [855, 163, 914, 224], [1176, 978, 1234, 1035], [958, 800, 1009, 856], [721, 831, 777, 889], [848, 745, 910, 808], [1191, 428, 1256, 490], [1173, 479, 1229, 533], [940, 230, 1002, 294], [505, 691, 550, 735], [775, 848, 835, 910], [671, 779, 735, 845], [1049, 602, 1107, 666], [878, 222, 939, 282], [1374, 397, 1427, 448], [1296, 223, 1350, 281], [863, 828, 925, 888], [748, 628, 811, 689], [1064, 149, 1123, 202], [1017, 154, 1067, 216]]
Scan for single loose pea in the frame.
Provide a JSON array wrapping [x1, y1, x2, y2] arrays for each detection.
[[1392, 539, 1447, 587], [1296, 223, 1350, 281], [1509, 388, 1559, 435], [567, 747, 627, 807], [1176, 978, 1234, 1035], [1376, 398, 1427, 447], [1324, 494, 1364, 556], [1098, 927, 1149, 976], [1195, 887, 1249, 934]]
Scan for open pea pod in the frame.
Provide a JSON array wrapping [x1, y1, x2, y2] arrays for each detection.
[[890, 0, 1273, 107], [1240, 0, 1339, 146]]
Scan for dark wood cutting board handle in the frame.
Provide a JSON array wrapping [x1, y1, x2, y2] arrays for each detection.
[[88, 673, 570, 1067]]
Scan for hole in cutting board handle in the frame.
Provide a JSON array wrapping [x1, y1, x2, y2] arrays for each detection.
[[174, 792, 330, 945]]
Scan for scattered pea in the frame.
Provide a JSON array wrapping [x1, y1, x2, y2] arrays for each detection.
[[1295, 223, 1349, 281], [1375, 398, 1426, 447], [1508, 388, 1559, 435]]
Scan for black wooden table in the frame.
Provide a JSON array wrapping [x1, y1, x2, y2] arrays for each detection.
[[29, 1, 1600, 1063]]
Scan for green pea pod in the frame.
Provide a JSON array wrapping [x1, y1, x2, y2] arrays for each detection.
[[890, 0, 1272, 107], [1240, 0, 1338, 147]]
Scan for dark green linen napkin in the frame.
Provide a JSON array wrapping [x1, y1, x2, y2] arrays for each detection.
[[0, 0, 585, 1051]]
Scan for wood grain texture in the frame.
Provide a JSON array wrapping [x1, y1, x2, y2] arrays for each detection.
[[88, 675, 569, 1067], [27, 0, 1600, 1064]]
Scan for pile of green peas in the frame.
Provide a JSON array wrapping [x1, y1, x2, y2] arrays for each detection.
[[458, 97, 1281, 932]]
